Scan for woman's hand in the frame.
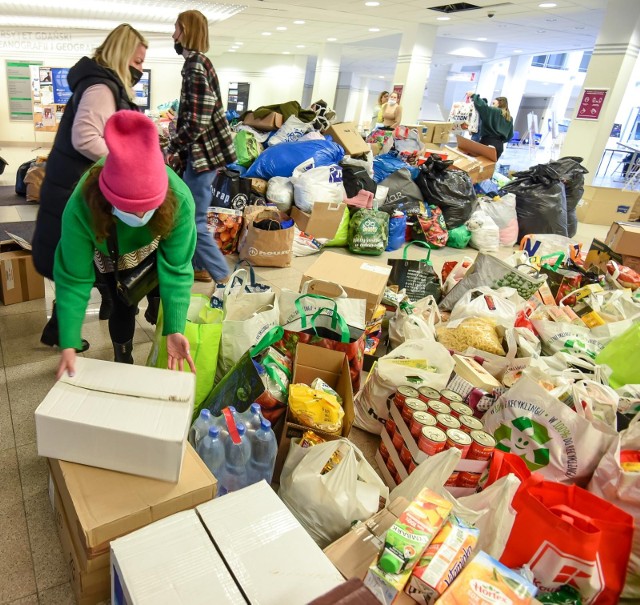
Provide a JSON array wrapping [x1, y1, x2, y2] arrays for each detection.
[[56, 348, 77, 380], [166, 333, 196, 373], [466, 91, 475, 99]]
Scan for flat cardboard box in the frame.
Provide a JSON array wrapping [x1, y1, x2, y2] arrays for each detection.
[[48, 443, 215, 563], [455, 136, 498, 182], [442, 146, 481, 181], [0, 241, 45, 305], [111, 510, 246, 605], [324, 122, 370, 156], [36, 357, 195, 482], [577, 186, 640, 225], [49, 474, 111, 605], [419, 121, 454, 144], [197, 481, 344, 604], [301, 251, 391, 321], [273, 343, 354, 482], [291, 202, 347, 239], [604, 221, 640, 256]]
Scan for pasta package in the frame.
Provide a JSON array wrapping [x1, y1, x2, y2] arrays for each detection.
[[436, 318, 506, 357], [288, 383, 345, 434]]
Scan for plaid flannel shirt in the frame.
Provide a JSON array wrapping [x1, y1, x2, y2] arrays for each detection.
[[167, 51, 236, 172]]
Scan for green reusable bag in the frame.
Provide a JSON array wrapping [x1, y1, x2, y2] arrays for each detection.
[[596, 322, 640, 389], [234, 130, 261, 167], [446, 224, 472, 249], [325, 206, 350, 247], [147, 294, 223, 407], [348, 206, 389, 256]]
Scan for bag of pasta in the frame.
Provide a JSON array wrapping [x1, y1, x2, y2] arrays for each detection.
[[436, 317, 506, 356], [288, 382, 345, 434]]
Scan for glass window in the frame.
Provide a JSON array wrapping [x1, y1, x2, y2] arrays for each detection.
[[579, 51, 592, 72], [531, 55, 546, 67], [531, 53, 567, 69]]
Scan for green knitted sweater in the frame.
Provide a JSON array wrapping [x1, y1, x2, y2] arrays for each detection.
[[471, 94, 514, 143]]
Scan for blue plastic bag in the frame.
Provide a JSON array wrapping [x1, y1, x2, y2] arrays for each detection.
[[385, 212, 407, 251], [226, 162, 248, 175], [373, 153, 419, 183], [245, 139, 345, 180]]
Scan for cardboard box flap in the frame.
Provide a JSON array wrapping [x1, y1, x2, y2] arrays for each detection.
[[456, 135, 498, 161], [5, 232, 32, 251], [58, 357, 195, 403]]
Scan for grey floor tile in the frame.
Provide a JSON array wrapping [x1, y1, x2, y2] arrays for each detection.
[[0, 295, 53, 318], [6, 356, 59, 447], [24, 489, 68, 593], [37, 582, 76, 605], [0, 371, 14, 451], [15, 206, 38, 221], [3, 594, 39, 605], [16, 441, 48, 502], [0, 206, 21, 222], [83, 340, 153, 366]]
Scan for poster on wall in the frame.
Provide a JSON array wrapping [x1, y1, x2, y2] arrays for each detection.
[[6, 60, 43, 121], [576, 89, 607, 121], [392, 84, 404, 101], [227, 82, 250, 114], [31, 65, 70, 132]]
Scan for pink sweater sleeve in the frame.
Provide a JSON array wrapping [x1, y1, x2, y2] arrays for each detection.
[[71, 84, 117, 161]]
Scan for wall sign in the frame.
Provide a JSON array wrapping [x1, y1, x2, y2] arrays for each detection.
[[6, 60, 42, 121], [576, 89, 607, 121]]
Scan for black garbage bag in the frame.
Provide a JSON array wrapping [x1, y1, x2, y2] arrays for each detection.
[[341, 162, 377, 198], [501, 164, 568, 242], [547, 156, 588, 238], [379, 168, 424, 216], [415, 155, 476, 229]]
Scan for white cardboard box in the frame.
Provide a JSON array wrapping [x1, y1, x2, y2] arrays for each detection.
[[35, 357, 195, 482], [197, 481, 344, 604], [110, 510, 245, 605]]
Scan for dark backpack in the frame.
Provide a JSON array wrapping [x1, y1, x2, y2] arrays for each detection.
[[15, 159, 35, 196], [341, 163, 377, 198]]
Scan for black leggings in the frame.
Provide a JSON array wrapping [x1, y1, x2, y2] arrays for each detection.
[[99, 271, 159, 344], [480, 136, 505, 160]]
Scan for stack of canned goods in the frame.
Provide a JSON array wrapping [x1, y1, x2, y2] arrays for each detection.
[[379, 385, 497, 489]]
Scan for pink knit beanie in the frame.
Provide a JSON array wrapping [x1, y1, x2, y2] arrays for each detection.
[[99, 111, 168, 213]]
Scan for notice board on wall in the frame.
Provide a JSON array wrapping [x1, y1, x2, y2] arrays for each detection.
[[576, 89, 607, 121], [31, 65, 70, 132], [6, 60, 43, 121], [227, 82, 250, 113]]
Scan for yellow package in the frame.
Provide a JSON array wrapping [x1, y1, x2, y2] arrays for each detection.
[[392, 359, 437, 371], [436, 318, 506, 357], [288, 383, 344, 434]]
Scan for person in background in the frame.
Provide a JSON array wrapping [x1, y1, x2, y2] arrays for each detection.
[[470, 97, 488, 142], [371, 90, 389, 130], [55, 111, 197, 379], [381, 91, 403, 129], [468, 93, 514, 159], [164, 9, 235, 285], [33, 24, 147, 352]]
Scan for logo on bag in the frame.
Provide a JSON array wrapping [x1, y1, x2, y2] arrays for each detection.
[[230, 193, 248, 210], [328, 165, 343, 184], [360, 218, 380, 235], [493, 417, 551, 471], [529, 542, 604, 603], [248, 247, 287, 257]]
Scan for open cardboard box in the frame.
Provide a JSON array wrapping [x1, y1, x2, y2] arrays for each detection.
[[324, 122, 370, 156], [419, 121, 455, 144], [449, 135, 498, 183], [604, 221, 640, 256], [577, 186, 640, 225], [291, 201, 346, 240], [273, 343, 354, 483], [0, 236, 45, 305]]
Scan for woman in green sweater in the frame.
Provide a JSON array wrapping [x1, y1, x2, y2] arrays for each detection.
[[467, 93, 514, 159], [54, 110, 197, 379]]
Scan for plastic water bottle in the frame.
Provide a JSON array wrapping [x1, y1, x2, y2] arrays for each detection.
[[240, 403, 262, 432], [189, 409, 212, 450], [212, 406, 238, 441], [197, 425, 225, 480], [220, 422, 251, 494], [248, 418, 277, 485]]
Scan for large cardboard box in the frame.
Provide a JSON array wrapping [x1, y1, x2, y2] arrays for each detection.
[[48, 443, 216, 565], [111, 510, 245, 605], [403, 124, 431, 145], [441, 146, 481, 181], [36, 357, 195, 481], [419, 121, 454, 144], [453, 136, 497, 182], [273, 343, 354, 481], [301, 251, 391, 321], [0, 240, 45, 305], [197, 481, 344, 604], [324, 122, 369, 156], [576, 186, 640, 225], [291, 202, 346, 239], [604, 221, 640, 256]]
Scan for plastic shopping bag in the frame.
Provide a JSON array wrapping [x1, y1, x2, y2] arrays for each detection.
[[348, 206, 389, 256], [387, 242, 442, 303], [291, 160, 345, 213], [596, 323, 640, 389], [388, 295, 440, 348], [531, 318, 605, 359], [447, 286, 517, 329], [279, 438, 389, 547], [467, 209, 500, 254]]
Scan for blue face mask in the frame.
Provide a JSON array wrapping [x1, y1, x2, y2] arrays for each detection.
[[112, 206, 156, 228]]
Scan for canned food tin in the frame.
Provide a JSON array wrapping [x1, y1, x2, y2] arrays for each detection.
[[418, 386, 441, 403], [435, 413, 461, 432], [395, 386, 420, 409], [392, 429, 404, 452], [467, 430, 497, 461], [385, 417, 397, 439], [458, 414, 484, 433], [445, 428, 472, 457], [408, 459, 417, 474], [418, 426, 447, 457], [457, 471, 482, 488], [401, 397, 427, 424], [400, 444, 412, 469], [427, 400, 451, 416], [386, 455, 397, 476], [449, 402, 474, 418], [444, 472, 460, 487], [410, 411, 437, 439], [440, 389, 464, 405], [393, 469, 403, 485], [379, 441, 390, 462]]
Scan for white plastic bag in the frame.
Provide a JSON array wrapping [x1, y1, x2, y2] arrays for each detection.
[[266, 176, 294, 212], [448, 287, 517, 329], [388, 295, 440, 348], [442, 257, 474, 295], [478, 194, 518, 246], [291, 160, 345, 213], [589, 415, 640, 599], [531, 318, 606, 359], [572, 379, 619, 430], [268, 114, 314, 146], [292, 227, 325, 257], [278, 438, 389, 547], [353, 339, 456, 434], [467, 209, 500, 253], [520, 233, 581, 261]]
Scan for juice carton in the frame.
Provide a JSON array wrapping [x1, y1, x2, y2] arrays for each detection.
[[406, 517, 479, 604], [364, 488, 452, 604], [435, 551, 537, 604]]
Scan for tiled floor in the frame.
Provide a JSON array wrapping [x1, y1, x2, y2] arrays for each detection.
[[0, 200, 609, 604]]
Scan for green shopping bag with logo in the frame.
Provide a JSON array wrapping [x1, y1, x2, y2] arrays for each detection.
[[233, 130, 262, 167], [596, 323, 640, 389], [147, 294, 223, 407], [348, 205, 389, 255]]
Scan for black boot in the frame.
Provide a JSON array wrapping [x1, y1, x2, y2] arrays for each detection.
[[113, 339, 134, 364], [40, 302, 90, 352], [95, 282, 113, 321], [144, 297, 160, 326]]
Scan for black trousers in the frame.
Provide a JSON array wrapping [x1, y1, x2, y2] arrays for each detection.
[[480, 136, 505, 160]]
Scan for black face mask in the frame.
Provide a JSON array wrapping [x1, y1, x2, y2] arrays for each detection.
[[129, 66, 143, 86], [174, 41, 184, 56]]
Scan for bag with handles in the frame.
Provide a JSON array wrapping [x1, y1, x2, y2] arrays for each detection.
[[387, 241, 442, 302]]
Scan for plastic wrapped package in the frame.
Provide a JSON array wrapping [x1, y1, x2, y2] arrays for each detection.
[[467, 209, 500, 253], [266, 176, 294, 211], [478, 193, 518, 246], [436, 318, 506, 356]]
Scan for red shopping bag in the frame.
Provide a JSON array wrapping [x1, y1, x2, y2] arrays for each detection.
[[481, 449, 532, 493], [500, 476, 633, 604]]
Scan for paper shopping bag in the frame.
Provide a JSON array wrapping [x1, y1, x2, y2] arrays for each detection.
[[237, 208, 294, 267]]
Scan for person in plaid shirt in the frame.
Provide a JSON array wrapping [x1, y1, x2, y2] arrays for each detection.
[[165, 9, 235, 283]]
